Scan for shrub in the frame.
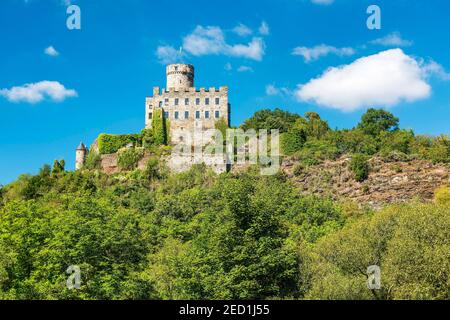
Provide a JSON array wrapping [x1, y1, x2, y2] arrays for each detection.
[[428, 135, 450, 164], [84, 152, 102, 170], [329, 129, 378, 155], [98, 133, 141, 154], [380, 130, 414, 155], [434, 186, 450, 206], [118, 148, 144, 171], [143, 157, 161, 181], [304, 112, 330, 140], [52, 159, 65, 174], [350, 154, 369, 182], [293, 163, 304, 176], [281, 126, 307, 155]]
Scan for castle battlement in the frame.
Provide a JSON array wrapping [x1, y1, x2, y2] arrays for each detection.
[[148, 86, 228, 97], [145, 64, 230, 145]]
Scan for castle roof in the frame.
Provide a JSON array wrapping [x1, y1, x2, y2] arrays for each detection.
[[76, 142, 86, 151]]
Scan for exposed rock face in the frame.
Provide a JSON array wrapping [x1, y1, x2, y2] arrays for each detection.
[[100, 153, 118, 174], [283, 156, 450, 208]]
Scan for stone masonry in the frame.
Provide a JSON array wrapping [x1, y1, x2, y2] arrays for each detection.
[[145, 64, 230, 145]]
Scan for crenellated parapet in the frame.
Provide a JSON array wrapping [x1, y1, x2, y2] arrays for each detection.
[[145, 64, 230, 146]]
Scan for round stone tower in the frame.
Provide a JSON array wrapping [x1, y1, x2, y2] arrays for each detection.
[[75, 142, 87, 170], [166, 64, 194, 90]]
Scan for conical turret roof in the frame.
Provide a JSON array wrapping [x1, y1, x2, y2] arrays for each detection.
[[76, 142, 86, 151]]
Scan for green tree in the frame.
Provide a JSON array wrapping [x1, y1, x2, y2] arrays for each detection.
[[357, 108, 399, 137], [241, 108, 301, 133]]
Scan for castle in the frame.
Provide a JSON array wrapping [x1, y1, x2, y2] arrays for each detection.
[[75, 64, 231, 173]]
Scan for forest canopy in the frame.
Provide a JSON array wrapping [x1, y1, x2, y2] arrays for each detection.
[[0, 108, 448, 300]]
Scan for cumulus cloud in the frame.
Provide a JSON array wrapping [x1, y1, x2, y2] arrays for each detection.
[[182, 25, 265, 61], [233, 23, 252, 37], [292, 44, 355, 62], [0, 81, 77, 104], [296, 49, 431, 112], [156, 45, 185, 64], [259, 21, 270, 35], [371, 32, 413, 47], [44, 46, 59, 56]]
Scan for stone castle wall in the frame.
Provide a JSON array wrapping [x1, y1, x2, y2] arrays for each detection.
[[145, 86, 230, 144]]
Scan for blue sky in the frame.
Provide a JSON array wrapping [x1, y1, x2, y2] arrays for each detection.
[[1, 0, 449, 184]]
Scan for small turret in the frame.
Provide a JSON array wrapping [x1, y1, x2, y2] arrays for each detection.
[[75, 142, 87, 170]]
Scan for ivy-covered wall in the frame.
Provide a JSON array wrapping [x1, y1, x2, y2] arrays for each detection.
[[98, 134, 141, 154]]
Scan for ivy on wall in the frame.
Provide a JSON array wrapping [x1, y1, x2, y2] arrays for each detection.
[[98, 134, 142, 155]]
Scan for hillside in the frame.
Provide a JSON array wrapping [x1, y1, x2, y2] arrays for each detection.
[[282, 155, 450, 208], [0, 108, 449, 300]]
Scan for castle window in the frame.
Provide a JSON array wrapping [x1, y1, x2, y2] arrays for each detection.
[[196, 111, 200, 119], [175, 98, 179, 106], [215, 111, 220, 119], [205, 98, 210, 105], [175, 66, 178, 71], [185, 111, 189, 119], [196, 98, 200, 105], [159, 101, 162, 107], [185, 98, 189, 105], [174, 111, 179, 119], [164, 98, 169, 106], [215, 98, 220, 105], [205, 111, 210, 119], [164, 111, 169, 119], [149, 112, 153, 119]]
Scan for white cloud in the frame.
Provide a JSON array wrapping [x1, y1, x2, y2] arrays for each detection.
[[296, 49, 431, 112], [237, 65, 253, 72], [266, 84, 292, 96], [371, 32, 413, 47], [44, 46, 59, 57], [259, 21, 270, 35], [182, 25, 265, 61], [266, 84, 279, 96], [156, 45, 185, 64], [421, 60, 450, 81], [311, 0, 334, 5], [0, 81, 77, 104], [233, 23, 252, 37], [292, 44, 355, 62]]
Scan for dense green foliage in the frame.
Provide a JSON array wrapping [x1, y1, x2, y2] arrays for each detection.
[[357, 108, 399, 137], [0, 163, 448, 300], [244, 108, 450, 169], [0, 108, 448, 300], [241, 108, 301, 133], [304, 203, 449, 299], [117, 148, 145, 171], [98, 133, 142, 154], [151, 109, 168, 145], [97, 110, 169, 155]]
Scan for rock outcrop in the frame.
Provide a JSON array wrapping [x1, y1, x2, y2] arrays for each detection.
[[282, 156, 450, 208]]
